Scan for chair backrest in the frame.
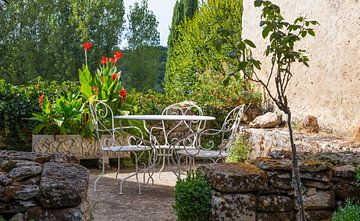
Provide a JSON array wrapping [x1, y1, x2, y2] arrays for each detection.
[[159, 101, 204, 147], [89, 100, 116, 149], [220, 104, 245, 151]]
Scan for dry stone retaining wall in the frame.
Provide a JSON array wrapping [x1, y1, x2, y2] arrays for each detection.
[[200, 155, 360, 221], [0, 150, 89, 221]]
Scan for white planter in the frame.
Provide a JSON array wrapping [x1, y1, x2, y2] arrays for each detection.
[[32, 135, 129, 159]]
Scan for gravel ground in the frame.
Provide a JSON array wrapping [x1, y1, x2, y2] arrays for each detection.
[[88, 168, 177, 221]]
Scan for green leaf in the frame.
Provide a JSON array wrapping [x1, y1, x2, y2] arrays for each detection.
[[243, 39, 256, 48], [308, 29, 315, 36], [262, 26, 271, 38]]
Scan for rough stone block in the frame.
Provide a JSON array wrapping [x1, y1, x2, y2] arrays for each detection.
[[9, 165, 43, 181], [332, 177, 360, 201], [39, 162, 89, 208], [211, 191, 256, 221], [257, 211, 295, 221], [25, 200, 89, 221], [257, 195, 293, 212], [200, 163, 267, 193], [0, 200, 38, 213], [305, 210, 333, 221], [332, 164, 356, 178], [303, 190, 335, 210]]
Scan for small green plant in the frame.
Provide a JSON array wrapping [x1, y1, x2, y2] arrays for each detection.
[[332, 199, 360, 221], [226, 137, 251, 163], [0, 215, 5, 221], [173, 170, 212, 221]]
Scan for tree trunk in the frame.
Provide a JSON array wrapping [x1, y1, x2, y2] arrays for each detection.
[[287, 111, 306, 221]]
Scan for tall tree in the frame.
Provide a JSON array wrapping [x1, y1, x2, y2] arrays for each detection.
[[166, 0, 198, 76], [0, 0, 125, 84], [122, 0, 161, 92]]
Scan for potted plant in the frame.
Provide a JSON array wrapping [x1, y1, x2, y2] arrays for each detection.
[[31, 42, 129, 160]]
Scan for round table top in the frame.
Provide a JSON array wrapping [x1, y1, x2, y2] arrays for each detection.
[[114, 115, 215, 121]]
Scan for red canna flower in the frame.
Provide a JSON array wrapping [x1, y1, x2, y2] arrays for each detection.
[[92, 86, 98, 93], [112, 73, 118, 81], [38, 95, 45, 108], [100, 56, 107, 64], [113, 51, 124, 60], [82, 42, 93, 51], [101, 76, 104, 82], [108, 57, 116, 65], [119, 89, 127, 101]]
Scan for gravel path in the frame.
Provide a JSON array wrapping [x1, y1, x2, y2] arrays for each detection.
[[88, 168, 177, 221]]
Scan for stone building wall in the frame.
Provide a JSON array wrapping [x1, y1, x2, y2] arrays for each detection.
[[0, 151, 89, 221], [242, 0, 360, 137]]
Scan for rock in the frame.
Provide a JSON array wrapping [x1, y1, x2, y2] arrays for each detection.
[[249, 112, 281, 128], [254, 158, 292, 171], [0, 200, 38, 213], [354, 126, 360, 141], [0, 171, 12, 185], [299, 161, 331, 173], [257, 212, 295, 221], [0, 151, 52, 164], [39, 162, 89, 208], [305, 210, 333, 221], [14, 185, 40, 200], [257, 195, 292, 212], [303, 190, 335, 210], [9, 165, 43, 181], [244, 107, 263, 123], [52, 152, 80, 164], [25, 200, 89, 221], [266, 171, 292, 189], [199, 163, 267, 193], [301, 115, 320, 133], [9, 213, 24, 221], [302, 180, 330, 189], [332, 177, 360, 201], [332, 164, 356, 178], [2, 184, 40, 202], [211, 192, 256, 221], [300, 170, 332, 182]]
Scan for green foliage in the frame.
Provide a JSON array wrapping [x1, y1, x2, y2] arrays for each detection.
[[164, 0, 261, 109], [0, 78, 79, 150], [30, 93, 84, 135], [0, 0, 125, 84], [332, 199, 360, 221], [226, 137, 251, 163], [122, 0, 162, 92], [173, 170, 212, 221]]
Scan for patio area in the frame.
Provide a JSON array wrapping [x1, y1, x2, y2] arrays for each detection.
[[88, 168, 177, 221]]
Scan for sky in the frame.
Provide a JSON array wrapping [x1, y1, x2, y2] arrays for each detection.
[[123, 0, 177, 47]]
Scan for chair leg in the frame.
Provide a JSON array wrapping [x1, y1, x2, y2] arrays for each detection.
[[134, 153, 141, 194], [115, 156, 120, 180], [94, 156, 106, 192]]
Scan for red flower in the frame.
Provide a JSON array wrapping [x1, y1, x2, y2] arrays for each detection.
[[108, 57, 116, 65], [112, 73, 118, 81], [92, 86, 98, 93], [101, 76, 104, 82], [100, 56, 107, 64], [38, 95, 45, 107], [113, 51, 124, 60], [119, 89, 127, 101], [82, 42, 93, 51]]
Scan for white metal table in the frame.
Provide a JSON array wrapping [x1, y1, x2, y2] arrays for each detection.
[[114, 114, 215, 179]]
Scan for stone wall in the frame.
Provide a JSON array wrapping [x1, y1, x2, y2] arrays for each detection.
[[0, 150, 89, 221], [242, 0, 360, 137], [200, 154, 360, 221]]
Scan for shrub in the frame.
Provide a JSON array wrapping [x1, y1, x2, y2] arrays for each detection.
[[332, 199, 360, 221], [226, 137, 251, 163], [0, 77, 79, 150], [173, 170, 212, 221]]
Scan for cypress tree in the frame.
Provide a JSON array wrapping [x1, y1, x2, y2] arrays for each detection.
[[165, 0, 198, 81]]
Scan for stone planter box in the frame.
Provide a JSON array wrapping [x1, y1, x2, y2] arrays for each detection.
[[32, 135, 129, 159]]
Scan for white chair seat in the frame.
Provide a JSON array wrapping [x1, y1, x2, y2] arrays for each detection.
[[177, 149, 228, 159], [102, 145, 151, 152]]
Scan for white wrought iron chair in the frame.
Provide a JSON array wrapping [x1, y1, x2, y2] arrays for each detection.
[[150, 101, 204, 177], [176, 105, 245, 168], [89, 100, 152, 194]]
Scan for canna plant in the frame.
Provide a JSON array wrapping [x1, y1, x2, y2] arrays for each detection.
[[79, 42, 127, 115]]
